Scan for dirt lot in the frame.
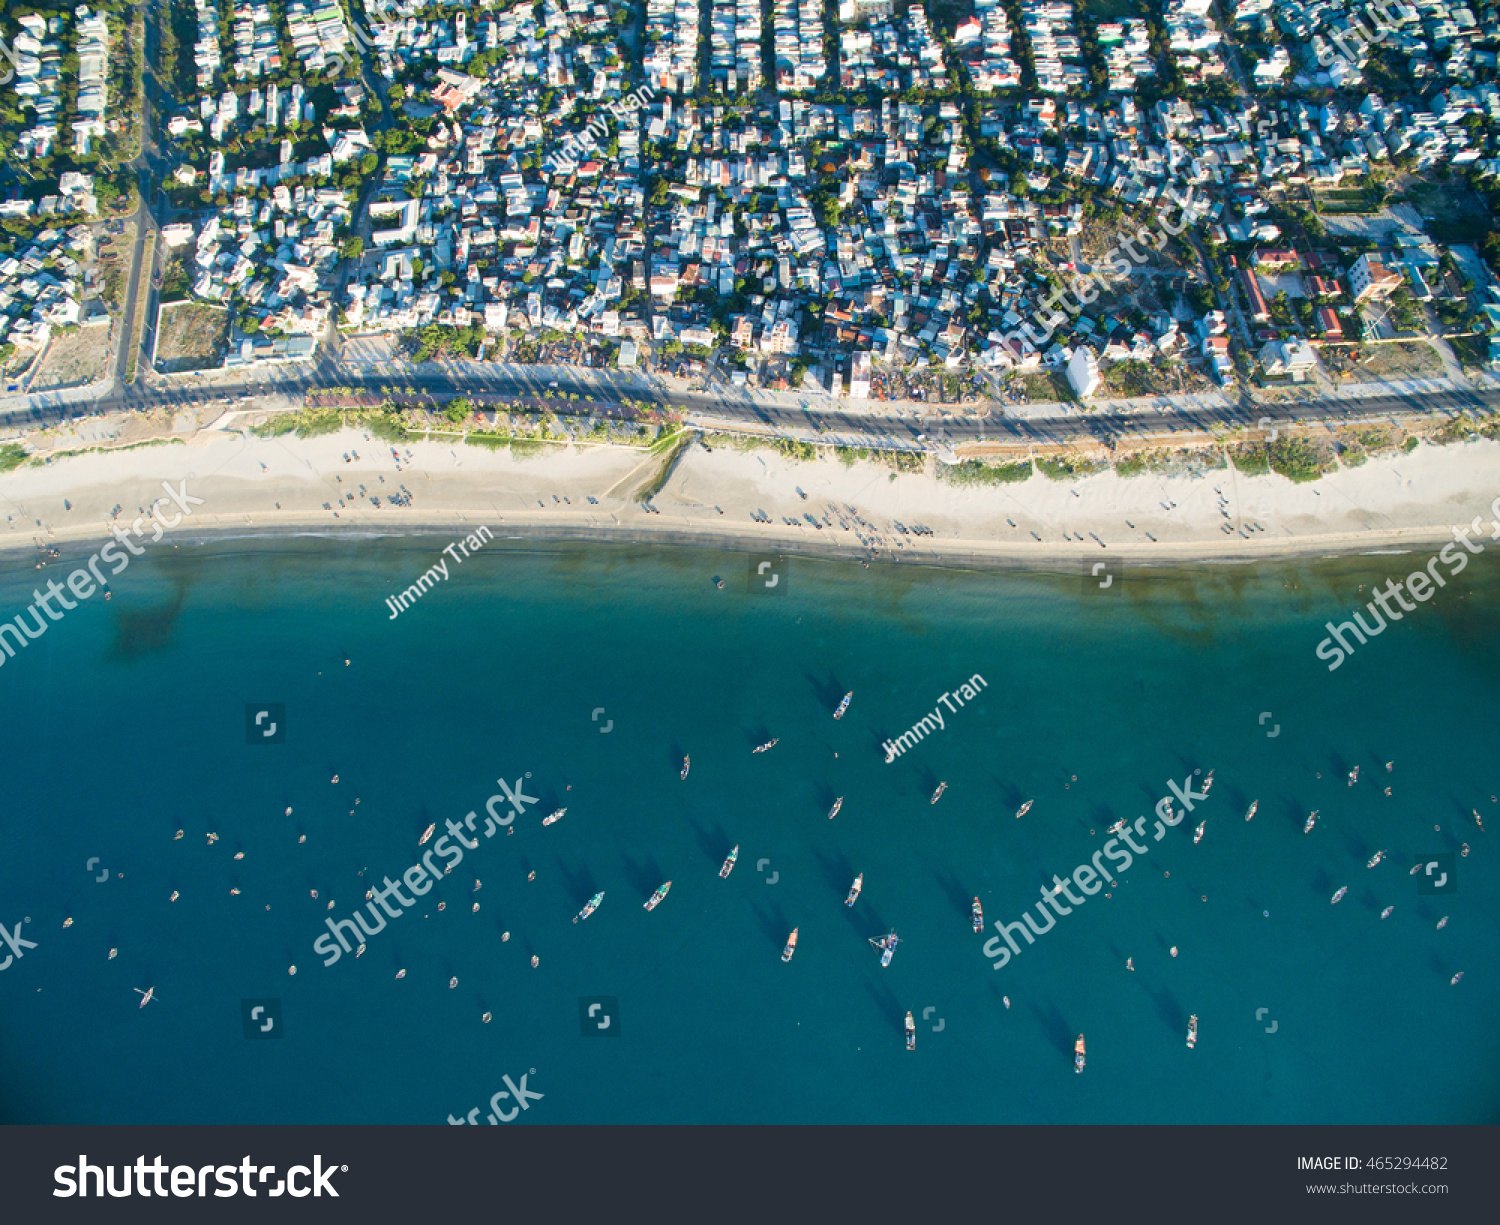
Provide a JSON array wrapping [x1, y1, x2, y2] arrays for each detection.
[[155, 302, 229, 373], [29, 321, 115, 390], [1341, 340, 1443, 383], [92, 221, 137, 316]]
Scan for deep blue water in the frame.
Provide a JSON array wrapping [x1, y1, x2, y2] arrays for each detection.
[[0, 535, 1496, 1123]]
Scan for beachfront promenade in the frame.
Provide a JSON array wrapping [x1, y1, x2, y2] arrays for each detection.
[[2, 350, 1497, 463]]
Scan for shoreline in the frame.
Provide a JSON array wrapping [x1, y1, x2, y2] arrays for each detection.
[[0, 505, 1481, 575], [1, 427, 1495, 572]]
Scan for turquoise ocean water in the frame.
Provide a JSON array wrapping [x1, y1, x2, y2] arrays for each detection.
[[0, 535, 1495, 1123]]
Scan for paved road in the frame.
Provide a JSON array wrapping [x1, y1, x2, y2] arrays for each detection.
[[13, 358, 1490, 452]]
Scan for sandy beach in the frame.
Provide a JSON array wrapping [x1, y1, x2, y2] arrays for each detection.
[[2, 419, 1497, 566]]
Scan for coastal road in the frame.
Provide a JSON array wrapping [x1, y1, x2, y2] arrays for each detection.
[[19, 362, 1492, 452]]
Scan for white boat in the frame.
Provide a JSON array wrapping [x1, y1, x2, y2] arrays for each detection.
[[1201, 770, 1214, 794], [1436, 915, 1449, 930], [1015, 800, 1033, 819], [930, 782, 946, 805], [905, 1012, 915, 1050], [1108, 818, 1128, 836], [1380, 906, 1394, 919], [828, 796, 843, 820], [1331, 886, 1348, 904], [1186, 1014, 1198, 1049], [681, 755, 690, 781], [719, 845, 738, 878], [543, 808, 566, 826], [1244, 801, 1257, 822], [1366, 850, 1385, 868], [1193, 821, 1206, 844], [781, 928, 798, 962], [1074, 1034, 1086, 1074], [1304, 810, 1319, 834], [845, 873, 863, 906], [752, 738, 779, 754], [1409, 863, 1422, 876], [833, 691, 853, 720], [419, 823, 435, 845], [644, 881, 671, 911], [870, 931, 899, 967], [573, 891, 604, 923], [134, 987, 156, 1009]]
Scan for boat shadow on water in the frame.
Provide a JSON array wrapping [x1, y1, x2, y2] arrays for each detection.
[[812, 845, 854, 895], [864, 979, 905, 1037], [932, 870, 974, 922], [1137, 977, 1187, 1039], [993, 778, 1023, 810], [687, 816, 731, 866], [555, 859, 602, 907], [621, 851, 664, 899], [748, 897, 792, 952], [1028, 1000, 1075, 1059], [804, 670, 846, 713]]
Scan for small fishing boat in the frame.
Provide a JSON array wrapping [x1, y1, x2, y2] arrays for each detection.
[[781, 928, 798, 962], [845, 873, 863, 906], [1436, 915, 1449, 930], [134, 987, 156, 1009], [833, 691, 853, 720], [419, 823, 435, 846], [573, 891, 604, 923], [931, 782, 947, 805], [543, 808, 566, 826], [1074, 1034, 1086, 1074], [869, 931, 899, 967], [1451, 971, 1464, 985], [1245, 801, 1257, 822], [1201, 770, 1214, 795], [1002, 996, 1011, 1009], [1186, 1015, 1198, 1049], [1348, 766, 1359, 786], [1475, 809, 1485, 832], [828, 796, 843, 820], [752, 739, 779, 754], [1108, 819, 1128, 836], [720, 845, 739, 878], [1366, 850, 1386, 868], [1380, 906, 1394, 919], [1015, 800, 1033, 819], [1193, 821, 1206, 844], [1331, 886, 1348, 904], [681, 756, 690, 781], [1409, 862, 1422, 876], [1304, 810, 1319, 834], [905, 1012, 916, 1050], [971, 897, 984, 933], [644, 881, 672, 911]]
